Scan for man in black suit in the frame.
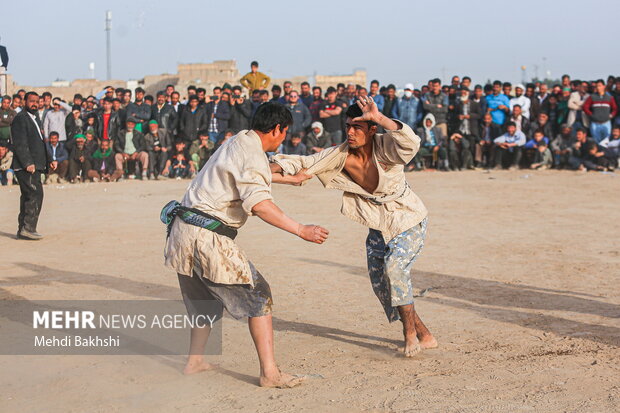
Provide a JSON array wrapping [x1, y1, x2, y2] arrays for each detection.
[[0, 36, 8, 96], [10, 91, 56, 240]]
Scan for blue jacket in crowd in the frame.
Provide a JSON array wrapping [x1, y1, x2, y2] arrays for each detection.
[[485, 93, 511, 125], [45, 141, 69, 163], [392, 96, 423, 129]]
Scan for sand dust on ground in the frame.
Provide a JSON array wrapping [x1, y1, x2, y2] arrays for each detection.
[[0, 169, 618, 412]]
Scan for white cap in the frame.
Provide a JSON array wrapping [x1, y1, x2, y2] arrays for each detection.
[[404, 83, 414, 91], [515, 84, 525, 90]]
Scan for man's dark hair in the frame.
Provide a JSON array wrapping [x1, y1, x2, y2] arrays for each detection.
[[533, 129, 544, 135], [312, 86, 322, 93], [571, 80, 580, 87], [124, 89, 132, 95], [251, 61, 259, 67], [259, 90, 269, 97], [42, 92, 52, 98], [283, 81, 292, 87], [135, 87, 145, 94], [505, 121, 517, 128], [250, 102, 293, 133], [2, 95, 11, 101], [251, 90, 260, 96], [103, 97, 113, 104], [196, 87, 206, 95], [213, 86, 221, 93], [197, 129, 210, 137], [300, 81, 310, 87], [562, 74, 570, 80], [145, 95, 154, 103], [49, 131, 59, 138], [463, 76, 471, 82], [104, 85, 112, 89], [156, 90, 166, 97], [188, 85, 197, 92], [232, 85, 242, 92], [503, 82, 512, 87], [326, 86, 336, 95], [512, 104, 521, 109], [73, 93, 83, 100], [387, 84, 396, 90], [271, 85, 281, 92], [370, 79, 379, 86], [576, 127, 587, 134], [166, 84, 174, 89], [171, 91, 180, 97], [188, 95, 199, 102], [493, 80, 502, 87], [585, 141, 598, 152], [112, 98, 121, 103], [431, 78, 441, 85], [115, 87, 124, 94], [526, 83, 535, 89], [484, 84, 493, 93], [337, 83, 345, 89], [596, 79, 605, 85], [24, 91, 39, 101], [474, 84, 482, 90], [346, 103, 377, 127]]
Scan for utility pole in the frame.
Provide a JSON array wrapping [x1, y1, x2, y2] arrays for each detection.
[[105, 10, 112, 80]]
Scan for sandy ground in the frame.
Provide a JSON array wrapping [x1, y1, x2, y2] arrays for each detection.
[[0, 169, 619, 412]]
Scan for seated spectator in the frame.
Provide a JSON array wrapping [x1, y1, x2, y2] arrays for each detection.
[[604, 126, 620, 165], [567, 128, 594, 171], [415, 114, 448, 171], [551, 124, 573, 168], [216, 130, 235, 150], [189, 129, 214, 171], [88, 139, 122, 182], [476, 113, 502, 168], [0, 142, 14, 186], [67, 134, 91, 183], [164, 140, 195, 179], [114, 117, 149, 180], [529, 112, 553, 140], [523, 130, 550, 167], [581, 140, 616, 171], [282, 133, 307, 155], [84, 129, 99, 156], [144, 120, 172, 179], [45, 131, 69, 184], [530, 140, 553, 170], [448, 132, 473, 170], [493, 121, 526, 170], [303, 122, 332, 154]]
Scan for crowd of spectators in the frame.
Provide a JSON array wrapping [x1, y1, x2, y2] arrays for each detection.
[[1, 61, 619, 186]]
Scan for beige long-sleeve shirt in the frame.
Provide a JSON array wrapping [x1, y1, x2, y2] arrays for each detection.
[[272, 120, 428, 242], [164, 129, 273, 285]]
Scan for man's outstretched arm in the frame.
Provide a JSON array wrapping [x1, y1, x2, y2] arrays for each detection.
[[269, 163, 313, 185], [251, 199, 329, 244]]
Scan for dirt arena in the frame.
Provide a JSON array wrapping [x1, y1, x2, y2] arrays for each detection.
[[0, 169, 619, 412]]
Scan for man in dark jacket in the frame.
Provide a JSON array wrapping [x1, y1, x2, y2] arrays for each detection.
[[45, 131, 69, 183], [229, 86, 252, 133], [125, 87, 151, 132], [423, 78, 449, 137], [10, 91, 53, 240], [303, 122, 333, 155], [113, 117, 149, 179], [178, 95, 207, 144], [151, 91, 178, 136], [144, 120, 172, 179], [205, 92, 231, 143], [88, 139, 122, 182], [286, 91, 311, 137], [96, 97, 121, 141], [477, 113, 502, 168]]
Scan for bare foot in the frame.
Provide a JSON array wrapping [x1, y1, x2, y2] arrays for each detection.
[[259, 371, 305, 389], [418, 335, 438, 349], [183, 360, 218, 375], [402, 336, 421, 358]]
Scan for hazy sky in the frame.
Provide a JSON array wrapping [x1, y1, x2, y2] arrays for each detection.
[[3, 0, 619, 89]]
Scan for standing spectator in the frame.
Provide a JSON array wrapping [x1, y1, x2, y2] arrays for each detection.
[[96, 98, 120, 141], [369, 80, 384, 112], [493, 121, 526, 169], [0, 95, 16, 143], [551, 124, 573, 168], [240, 61, 271, 93], [88, 139, 122, 182], [319, 87, 344, 144], [189, 130, 214, 171], [286, 91, 311, 137], [171, 91, 183, 114], [178, 95, 207, 144], [0, 37, 7, 96], [308, 86, 323, 122], [0, 142, 13, 185], [382, 84, 398, 119], [392, 83, 422, 130], [583, 79, 617, 143], [537, 83, 551, 114], [44, 131, 69, 183], [65, 105, 84, 142], [422, 78, 449, 136], [206, 91, 231, 143], [125, 87, 151, 133], [303, 122, 332, 154], [67, 134, 91, 183], [472, 85, 487, 115], [567, 80, 589, 133], [525, 83, 541, 121], [509, 84, 531, 119], [144, 120, 172, 179], [43, 98, 72, 142], [229, 86, 252, 133], [278, 81, 293, 104], [455, 87, 481, 153], [10, 92, 52, 239], [502, 82, 513, 98], [486, 80, 511, 126], [299, 82, 313, 107], [151, 91, 178, 135], [114, 117, 149, 180]]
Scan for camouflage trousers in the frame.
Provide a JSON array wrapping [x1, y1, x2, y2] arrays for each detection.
[[366, 218, 428, 322]]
